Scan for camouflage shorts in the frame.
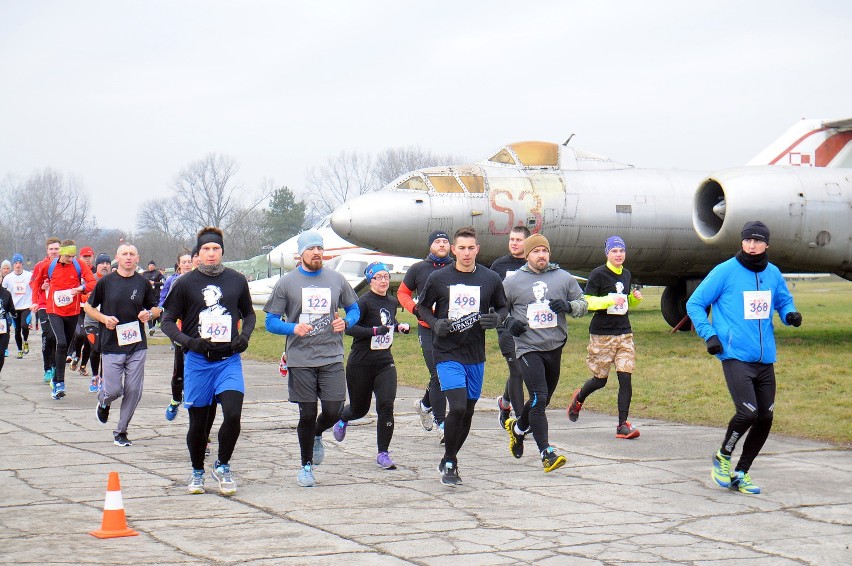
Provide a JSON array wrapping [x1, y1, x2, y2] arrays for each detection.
[[585, 333, 635, 378]]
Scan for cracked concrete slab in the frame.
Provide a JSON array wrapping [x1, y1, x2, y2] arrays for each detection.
[[1, 334, 849, 565]]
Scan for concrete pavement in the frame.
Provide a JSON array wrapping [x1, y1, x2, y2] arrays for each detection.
[[1, 331, 850, 565]]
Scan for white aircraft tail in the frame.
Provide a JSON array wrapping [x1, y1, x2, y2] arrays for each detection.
[[748, 117, 852, 168]]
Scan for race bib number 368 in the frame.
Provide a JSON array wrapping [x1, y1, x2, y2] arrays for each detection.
[[743, 290, 771, 320]]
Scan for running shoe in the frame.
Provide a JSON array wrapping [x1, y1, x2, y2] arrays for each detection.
[[440, 461, 462, 486], [113, 432, 132, 447], [16, 351, 23, 359], [297, 463, 316, 487], [437, 422, 445, 444], [165, 400, 180, 421], [51, 380, 65, 400], [96, 402, 110, 425], [4, 349, 8, 357], [567, 388, 583, 422], [23, 341, 29, 354], [79, 365, 88, 376], [615, 421, 640, 439], [504, 417, 524, 459], [333, 419, 347, 442], [712, 450, 732, 488], [43, 368, 54, 383], [729, 470, 761, 494], [211, 460, 236, 495], [70, 358, 79, 371], [541, 447, 567, 472], [415, 399, 433, 431], [376, 451, 396, 470], [188, 469, 206, 494], [497, 395, 511, 429], [89, 376, 99, 393], [312, 435, 325, 465], [65, 355, 73, 364]]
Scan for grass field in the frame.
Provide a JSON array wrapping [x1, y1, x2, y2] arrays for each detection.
[[246, 278, 852, 446]]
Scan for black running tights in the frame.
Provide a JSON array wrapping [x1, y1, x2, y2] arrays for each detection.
[[187, 391, 242, 470], [720, 359, 775, 473], [518, 347, 563, 453], [443, 388, 477, 466], [297, 400, 343, 466], [342, 362, 397, 452]]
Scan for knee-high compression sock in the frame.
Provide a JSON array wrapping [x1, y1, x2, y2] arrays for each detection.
[[616, 371, 632, 424], [578, 376, 607, 402]]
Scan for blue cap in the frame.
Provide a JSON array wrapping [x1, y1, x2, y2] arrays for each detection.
[[364, 262, 390, 282], [12, 253, 24, 264], [605, 235, 626, 254], [297, 230, 324, 255]]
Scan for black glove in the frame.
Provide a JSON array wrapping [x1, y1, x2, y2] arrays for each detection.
[[786, 312, 802, 327], [432, 318, 451, 337], [479, 307, 501, 329], [505, 317, 528, 337], [187, 337, 214, 354], [705, 335, 723, 355], [373, 325, 390, 336], [549, 298, 570, 315], [231, 334, 249, 354]]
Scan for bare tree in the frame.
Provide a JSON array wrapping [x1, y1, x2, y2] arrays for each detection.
[[226, 207, 267, 259], [303, 151, 374, 225], [372, 146, 465, 186]]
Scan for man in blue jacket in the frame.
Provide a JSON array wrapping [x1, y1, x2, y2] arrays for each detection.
[[686, 221, 802, 495]]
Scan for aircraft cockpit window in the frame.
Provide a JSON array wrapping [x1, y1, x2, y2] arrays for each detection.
[[458, 175, 485, 193], [488, 149, 516, 165], [509, 142, 559, 167], [396, 176, 429, 191], [426, 175, 465, 193]]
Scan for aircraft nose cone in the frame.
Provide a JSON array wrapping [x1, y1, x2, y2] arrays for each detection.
[[330, 204, 352, 238]]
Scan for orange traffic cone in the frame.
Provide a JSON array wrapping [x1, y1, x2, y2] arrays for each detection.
[[90, 471, 139, 538]]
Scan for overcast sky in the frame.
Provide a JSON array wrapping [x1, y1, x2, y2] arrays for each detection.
[[1, 1, 849, 231]]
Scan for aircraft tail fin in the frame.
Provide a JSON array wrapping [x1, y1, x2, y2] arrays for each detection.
[[748, 118, 852, 168]]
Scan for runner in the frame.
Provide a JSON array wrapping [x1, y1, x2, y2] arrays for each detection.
[[0, 282, 13, 372], [566, 236, 644, 439], [686, 221, 801, 495], [161, 227, 255, 495], [0, 259, 10, 282], [69, 246, 96, 373], [31, 239, 96, 399], [3, 254, 33, 358], [415, 227, 507, 486], [332, 262, 411, 470], [501, 233, 587, 472], [162, 250, 193, 420], [142, 260, 164, 335], [29, 237, 61, 383], [398, 230, 454, 442], [489, 226, 530, 427], [83, 253, 113, 392], [86, 244, 160, 446], [264, 230, 359, 487]]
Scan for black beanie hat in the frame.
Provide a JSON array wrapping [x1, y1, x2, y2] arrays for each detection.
[[741, 221, 770, 244]]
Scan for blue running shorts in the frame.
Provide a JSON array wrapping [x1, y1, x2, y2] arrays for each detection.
[[436, 360, 484, 400], [183, 351, 244, 409]]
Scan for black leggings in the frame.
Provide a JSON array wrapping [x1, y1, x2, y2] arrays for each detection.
[[517, 347, 563, 453], [48, 313, 78, 383], [0, 332, 9, 373], [498, 329, 525, 417], [418, 326, 446, 424], [84, 325, 101, 377], [187, 390, 242, 470], [297, 400, 343, 466], [720, 359, 776, 473], [577, 371, 633, 424], [442, 388, 477, 466], [71, 315, 92, 367], [342, 362, 397, 452], [12, 309, 30, 350], [171, 343, 185, 403], [38, 309, 56, 372]]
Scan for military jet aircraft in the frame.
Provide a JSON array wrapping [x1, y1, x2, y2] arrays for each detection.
[[330, 118, 852, 328]]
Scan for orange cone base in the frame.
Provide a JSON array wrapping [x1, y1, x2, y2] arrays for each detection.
[[90, 526, 138, 539]]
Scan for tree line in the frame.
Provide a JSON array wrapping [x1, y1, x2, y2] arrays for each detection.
[[0, 146, 464, 269]]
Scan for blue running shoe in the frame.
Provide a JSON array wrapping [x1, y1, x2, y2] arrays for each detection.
[[333, 420, 347, 442], [730, 470, 761, 494], [297, 463, 315, 487], [313, 436, 325, 465], [165, 401, 180, 421], [89, 377, 99, 393], [712, 450, 732, 488], [187, 469, 205, 494], [43, 368, 53, 383], [51, 380, 65, 400], [211, 460, 236, 495]]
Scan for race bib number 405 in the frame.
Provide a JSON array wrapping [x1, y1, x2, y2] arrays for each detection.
[[199, 314, 232, 342], [743, 290, 771, 320], [116, 321, 142, 346], [370, 326, 395, 350]]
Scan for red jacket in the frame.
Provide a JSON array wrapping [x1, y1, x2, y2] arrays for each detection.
[[29, 256, 50, 310], [31, 258, 96, 316]]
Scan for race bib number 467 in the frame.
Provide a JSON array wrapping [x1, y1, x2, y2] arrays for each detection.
[[199, 314, 232, 342]]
